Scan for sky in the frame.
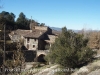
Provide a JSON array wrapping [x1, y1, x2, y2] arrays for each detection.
[[0, 0, 100, 30]]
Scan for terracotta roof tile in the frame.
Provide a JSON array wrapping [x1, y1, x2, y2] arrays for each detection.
[[14, 29, 31, 36], [24, 29, 47, 38], [9, 29, 30, 36]]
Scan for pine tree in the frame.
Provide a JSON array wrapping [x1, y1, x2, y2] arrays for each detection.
[[47, 27, 96, 68]]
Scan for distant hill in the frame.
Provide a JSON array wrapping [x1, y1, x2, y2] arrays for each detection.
[[50, 27, 62, 31], [50, 27, 80, 33]]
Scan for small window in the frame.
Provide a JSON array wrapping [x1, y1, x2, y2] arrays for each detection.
[[33, 45, 35, 48], [34, 38, 36, 41], [27, 38, 30, 43]]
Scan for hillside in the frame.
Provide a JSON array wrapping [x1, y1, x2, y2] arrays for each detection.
[[71, 60, 100, 75], [50, 27, 80, 33]]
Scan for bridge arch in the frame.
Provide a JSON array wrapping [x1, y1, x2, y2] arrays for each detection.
[[37, 54, 46, 62], [36, 50, 49, 56], [36, 50, 49, 62]]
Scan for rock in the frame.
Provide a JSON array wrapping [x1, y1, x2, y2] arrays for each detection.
[[78, 66, 89, 73], [71, 66, 89, 75], [88, 69, 100, 75]]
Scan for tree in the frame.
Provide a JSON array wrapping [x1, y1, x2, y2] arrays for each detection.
[[40, 23, 45, 26], [87, 31, 100, 49], [0, 11, 16, 30], [78, 29, 100, 49], [0, 11, 15, 22], [0, 25, 24, 74], [16, 12, 30, 29], [47, 27, 96, 68]]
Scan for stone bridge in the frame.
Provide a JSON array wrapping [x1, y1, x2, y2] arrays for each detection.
[[36, 50, 49, 56], [23, 50, 50, 62]]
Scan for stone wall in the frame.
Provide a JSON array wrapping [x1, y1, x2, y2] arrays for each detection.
[[48, 35, 56, 43], [37, 50, 49, 56], [23, 50, 36, 62], [38, 39, 46, 50], [24, 38, 38, 50], [23, 50, 49, 62], [35, 26, 48, 30]]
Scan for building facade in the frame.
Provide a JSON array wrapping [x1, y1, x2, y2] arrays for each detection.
[[9, 24, 60, 62]]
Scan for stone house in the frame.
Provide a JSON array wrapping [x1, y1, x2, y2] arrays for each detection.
[[24, 27, 52, 50], [9, 26, 56, 50], [9, 23, 60, 62]]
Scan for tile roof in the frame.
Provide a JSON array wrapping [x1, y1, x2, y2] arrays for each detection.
[[45, 35, 56, 43], [9, 29, 30, 36], [24, 29, 47, 38], [15, 29, 31, 36], [9, 29, 47, 38]]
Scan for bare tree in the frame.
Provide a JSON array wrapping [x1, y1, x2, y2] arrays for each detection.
[[88, 31, 100, 49]]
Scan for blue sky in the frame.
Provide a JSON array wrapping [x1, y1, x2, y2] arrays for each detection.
[[0, 0, 100, 30]]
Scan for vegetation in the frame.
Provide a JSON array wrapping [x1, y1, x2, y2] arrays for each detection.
[[47, 27, 96, 69], [0, 10, 47, 75], [0, 40, 24, 75], [87, 31, 100, 49], [0, 11, 46, 31], [0, 41, 25, 74], [0, 10, 100, 75], [79, 29, 100, 49], [0, 11, 16, 30], [16, 12, 30, 29]]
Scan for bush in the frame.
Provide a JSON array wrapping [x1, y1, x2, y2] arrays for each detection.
[[47, 27, 96, 68]]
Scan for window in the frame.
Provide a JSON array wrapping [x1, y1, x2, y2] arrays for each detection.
[[33, 45, 35, 48], [34, 38, 36, 41], [27, 38, 30, 43]]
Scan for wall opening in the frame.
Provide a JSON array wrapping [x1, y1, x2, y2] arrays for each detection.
[[37, 54, 46, 62], [33, 45, 35, 48], [23, 51, 36, 62]]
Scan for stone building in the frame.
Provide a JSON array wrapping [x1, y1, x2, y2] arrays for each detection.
[[9, 26, 58, 50], [9, 23, 60, 62], [23, 26, 53, 50]]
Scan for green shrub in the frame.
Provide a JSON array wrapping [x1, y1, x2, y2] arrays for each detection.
[[47, 27, 96, 68]]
